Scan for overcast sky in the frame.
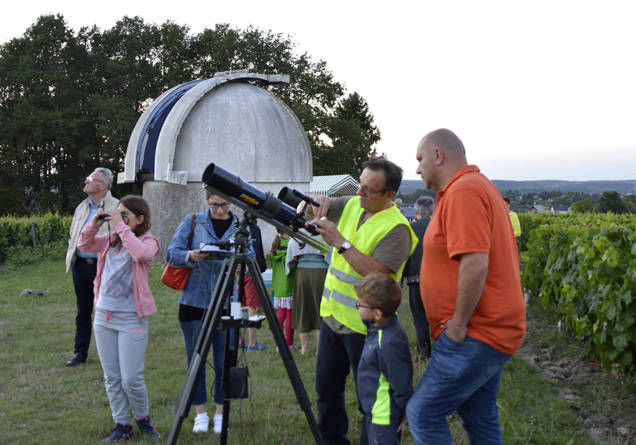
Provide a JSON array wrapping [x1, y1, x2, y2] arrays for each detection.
[[3, 1, 635, 181]]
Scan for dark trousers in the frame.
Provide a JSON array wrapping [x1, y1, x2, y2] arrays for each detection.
[[408, 283, 431, 359], [365, 414, 402, 445], [315, 321, 367, 445], [71, 258, 97, 358]]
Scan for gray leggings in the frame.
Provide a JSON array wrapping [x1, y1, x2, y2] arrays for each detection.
[[94, 309, 149, 424]]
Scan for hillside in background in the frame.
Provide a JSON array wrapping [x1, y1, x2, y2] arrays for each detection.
[[399, 179, 636, 195]]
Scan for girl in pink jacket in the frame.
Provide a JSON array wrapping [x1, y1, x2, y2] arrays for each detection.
[[78, 195, 160, 442]]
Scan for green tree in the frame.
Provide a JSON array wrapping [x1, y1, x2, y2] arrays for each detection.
[[0, 16, 378, 215], [598, 191, 628, 214], [314, 92, 381, 176], [396, 188, 435, 205], [0, 15, 95, 214], [571, 199, 595, 214], [623, 195, 636, 213]]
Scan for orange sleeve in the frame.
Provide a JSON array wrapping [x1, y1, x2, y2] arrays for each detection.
[[444, 186, 492, 259]]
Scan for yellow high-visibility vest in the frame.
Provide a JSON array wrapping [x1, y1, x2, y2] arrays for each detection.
[[321, 197, 417, 334]]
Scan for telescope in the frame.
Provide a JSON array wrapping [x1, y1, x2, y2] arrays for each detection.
[[201, 163, 329, 253]]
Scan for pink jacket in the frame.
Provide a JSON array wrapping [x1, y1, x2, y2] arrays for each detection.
[[78, 220, 160, 318]]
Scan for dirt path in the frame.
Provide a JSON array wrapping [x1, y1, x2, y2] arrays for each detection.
[[518, 315, 635, 444]]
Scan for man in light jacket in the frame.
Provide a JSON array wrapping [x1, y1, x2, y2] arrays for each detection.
[[65, 167, 118, 367]]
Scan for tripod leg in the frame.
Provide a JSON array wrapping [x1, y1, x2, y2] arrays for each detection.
[[219, 318, 237, 444], [246, 259, 325, 445], [167, 256, 238, 445]]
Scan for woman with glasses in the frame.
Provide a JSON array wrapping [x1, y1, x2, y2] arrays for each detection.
[[166, 190, 254, 435]]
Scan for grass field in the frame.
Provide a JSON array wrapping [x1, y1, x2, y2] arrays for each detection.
[[1, 257, 633, 444]]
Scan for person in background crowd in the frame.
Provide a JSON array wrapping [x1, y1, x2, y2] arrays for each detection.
[[78, 195, 160, 441], [242, 219, 268, 350], [65, 167, 119, 367], [286, 230, 330, 355], [309, 158, 417, 445], [503, 196, 522, 237], [394, 197, 405, 215], [269, 232, 296, 350], [403, 195, 435, 360], [406, 128, 526, 444]]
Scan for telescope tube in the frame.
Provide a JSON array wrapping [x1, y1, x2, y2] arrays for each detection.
[[201, 163, 329, 253], [202, 163, 299, 227]]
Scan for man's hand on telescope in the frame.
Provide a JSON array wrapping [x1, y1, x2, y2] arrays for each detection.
[[312, 219, 345, 248], [309, 195, 330, 219]]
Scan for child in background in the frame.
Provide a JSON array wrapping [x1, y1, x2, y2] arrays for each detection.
[[268, 232, 296, 350], [78, 195, 161, 442], [354, 273, 413, 445]]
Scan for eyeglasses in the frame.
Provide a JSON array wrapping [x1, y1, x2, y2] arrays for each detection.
[[358, 185, 385, 196], [355, 301, 375, 310], [86, 176, 105, 184], [209, 203, 231, 210]]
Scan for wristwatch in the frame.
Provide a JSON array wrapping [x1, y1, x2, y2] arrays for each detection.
[[338, 240, 352, 254]]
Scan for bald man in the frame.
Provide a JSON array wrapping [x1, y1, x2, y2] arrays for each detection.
[[405, 129, 526, 444]]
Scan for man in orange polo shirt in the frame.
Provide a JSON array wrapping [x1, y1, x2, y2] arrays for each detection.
[[405, 128, 526, 444]]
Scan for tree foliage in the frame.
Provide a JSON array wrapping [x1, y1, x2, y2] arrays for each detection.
[[0, 15, 380, 215], [313, 92, 382, 176], [571, 199, 595, 214], [598, 191, 629, 214]]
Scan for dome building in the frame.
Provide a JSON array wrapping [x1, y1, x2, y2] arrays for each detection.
[[118, 70, 313, 259]]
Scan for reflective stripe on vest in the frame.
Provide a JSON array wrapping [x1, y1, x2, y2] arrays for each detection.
[[322, 288, 358, 309], [330, 266, 362, 285]]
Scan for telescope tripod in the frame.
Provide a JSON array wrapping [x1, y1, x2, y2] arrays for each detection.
[[167, 215, 324, 445]]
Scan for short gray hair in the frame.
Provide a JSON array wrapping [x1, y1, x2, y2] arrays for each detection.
[[94, 167, 114, 190], [414, 196, 434, 217]]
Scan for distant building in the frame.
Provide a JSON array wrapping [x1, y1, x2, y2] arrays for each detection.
[[514, 205, 534, 213], [551, 205, 570, 214]]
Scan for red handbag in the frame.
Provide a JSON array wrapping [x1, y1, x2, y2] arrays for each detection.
[[161, 214, 196, 290]]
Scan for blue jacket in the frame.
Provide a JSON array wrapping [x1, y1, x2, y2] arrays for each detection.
[[357, 315, 413, 426], [166, 210, 255, 309]]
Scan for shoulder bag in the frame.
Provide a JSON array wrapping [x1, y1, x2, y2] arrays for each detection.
[[161, 214, 196, 290]]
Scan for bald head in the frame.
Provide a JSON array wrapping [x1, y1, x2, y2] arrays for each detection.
[[416, 128, 468, 192], [420, 128, 466, 157]]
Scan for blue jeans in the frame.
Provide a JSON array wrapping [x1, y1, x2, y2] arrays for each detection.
[[315, 321, 367, 445], [180, 319, 226, 406], [406, 332, 510, 445]]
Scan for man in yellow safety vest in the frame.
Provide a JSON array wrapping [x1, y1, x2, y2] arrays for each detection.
[[310, 158, 417, 445]]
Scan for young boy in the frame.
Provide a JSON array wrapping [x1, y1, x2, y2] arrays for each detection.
[[355, 273, 413, 445]]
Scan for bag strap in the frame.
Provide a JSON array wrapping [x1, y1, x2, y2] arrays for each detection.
[[186, 214, 196, 250]]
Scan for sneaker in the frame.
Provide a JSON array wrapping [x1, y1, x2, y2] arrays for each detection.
[[247, 341, 267, 351], [193, 412, 209, 433], [65, 353, 87, 367], [136, 415, 160, 438], [102, 423, 133, 442], [213, 414, 223, 434]]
